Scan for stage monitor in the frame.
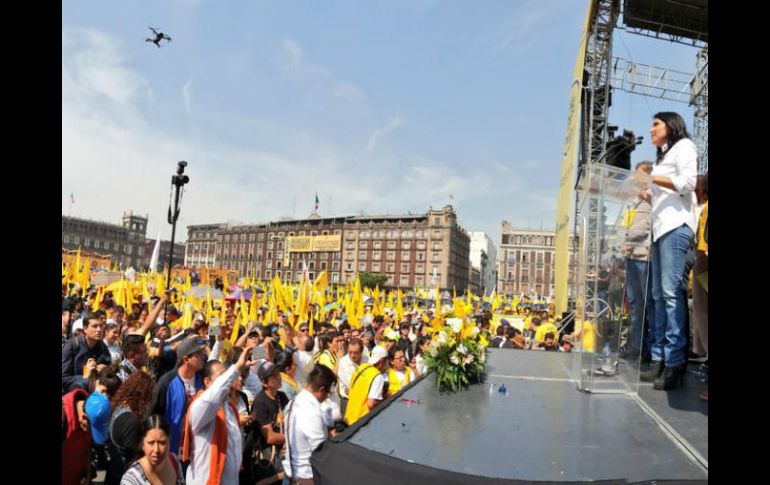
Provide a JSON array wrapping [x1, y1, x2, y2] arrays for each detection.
[[623, 0, 708, 44]]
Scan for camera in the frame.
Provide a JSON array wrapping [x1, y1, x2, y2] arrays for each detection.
[[172, 161, 190, 187]]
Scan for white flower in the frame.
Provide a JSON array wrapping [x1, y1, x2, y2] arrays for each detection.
[[437, 331, 448, 346], [457, 344, 468, 355], [470, 326, 480, 337], [450, 354, 460, 365], [464, 354, 474, 364], [429, 346, 438, 357], [447, 318, 463, 334]]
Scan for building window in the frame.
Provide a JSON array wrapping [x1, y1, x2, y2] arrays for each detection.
[[416, 263, 424, 273], [267, 251, 272, 260], [417, 252, 425, 261], [321, 262, 327, 270], [401, 252, 410, 261], [433, 230, 441, 239], [401, 230, 412, 239], [373, 230, 383, 238], [277, 251, 283, 260], [358, 250, 366, 260], [346, 262, 353, 271], [387, 241, 397, 249], [332, 272, 339, 282], [258, 233, 264, 241], [373, 241, 382, 250], [401, 241, 411, 250], [268, 241, 274, 250], [372, 251, 381, 260], [416, 230, 426, 239], [372, 262, 381, 272], [358, 262, 367, 272], [432, 241, 441, 250], [387, 230, 397, 239], [400, 274, 410, 285], [416, 241, 426, 250], [333, 261, 340, 270], [359, 240, 368, 249], [360, 231, 370, 239], [309, 262, 315, 270], [387, 251, 395, 261], [401, 263, 409, 273], [266, 261, 272, 269], [387, 263, 395, 273]]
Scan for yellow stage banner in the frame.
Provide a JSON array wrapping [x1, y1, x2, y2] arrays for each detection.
[[554, 1, 593, 316]]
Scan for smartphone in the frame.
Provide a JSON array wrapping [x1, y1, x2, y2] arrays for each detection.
[[209, 325, 221, 337], [251, 346, 266, 361]]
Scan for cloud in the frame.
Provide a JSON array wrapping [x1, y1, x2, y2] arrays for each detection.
[[366, 116, 402, 151], [182, 78, 193, 118], [279, 38, 364, 102]]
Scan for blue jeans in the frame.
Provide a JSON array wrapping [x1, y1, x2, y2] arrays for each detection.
[[650, 224, 694, 367], [625, 259, 654, 354]]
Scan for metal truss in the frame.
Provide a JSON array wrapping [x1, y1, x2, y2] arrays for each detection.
[[609, 57, 694, 103], [619, 0, 707, 49], [690, 47, 708, 173]]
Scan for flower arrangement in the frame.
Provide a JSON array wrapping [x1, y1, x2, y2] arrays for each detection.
[[424, 318, 487, 392]]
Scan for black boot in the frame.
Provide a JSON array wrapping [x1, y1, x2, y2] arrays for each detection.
[[640, 360, 664, 382], [653, 364, 687, 390]]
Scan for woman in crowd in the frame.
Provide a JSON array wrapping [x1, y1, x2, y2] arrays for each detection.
[[275, 350, 300, 401], [120, 415, 185, 485], [109, 371, 156, 475], [104, 322, 122, 365], [638, 112, 698, 390]]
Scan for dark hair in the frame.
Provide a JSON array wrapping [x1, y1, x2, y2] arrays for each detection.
[[373, 315, 385, 324], [338, 322, 351, 333], [653, 112, 690, 162], [111, 370, 155, 418], [496, 326, 505, 336], [387, 345, 404, 361], [83, 312, 102, 328], [274, 351, 294, 373], [545, 332, 555, 340], [505, 327, 517, 339], [122, 334, 146, 356], [317, 333, 335, 352], [347, 338, 364, 352], [399, 322, 410, 331], [139, 415, 171, 455], [415, 336, 431, 356], [94, 367, 121, 398], [697, 172, 708, 197], [531, 317, 541, 326], [202, 360, 224, 382], [306, 364, 337, 392], [105, 322, 119, 333]]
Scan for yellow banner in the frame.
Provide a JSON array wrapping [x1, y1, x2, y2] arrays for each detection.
[[554, 1, 593, 316], [286, 236, 313, 252], [312, 235, 341, 252]]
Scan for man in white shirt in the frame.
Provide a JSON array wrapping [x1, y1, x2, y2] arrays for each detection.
[[184, 342, 258, 485], [293, 334, 316, 389], [282, 365, 338, 484], [337, 338, 367, 417]]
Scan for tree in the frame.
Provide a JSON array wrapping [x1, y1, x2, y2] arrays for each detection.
[[358, 272, 388, 290]]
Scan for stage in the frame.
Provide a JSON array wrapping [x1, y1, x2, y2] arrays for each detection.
[[312, 349, 708, 484]]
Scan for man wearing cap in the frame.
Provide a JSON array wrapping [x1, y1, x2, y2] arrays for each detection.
[[116, 333, 148, 382], [250, 360, 289, 483], [148, 337, 209, 456], [344, 345, 390, 425], [183, 343, 259, 485]]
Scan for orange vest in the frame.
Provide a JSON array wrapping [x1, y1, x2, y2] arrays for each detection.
[[181, 389, 238, 485]]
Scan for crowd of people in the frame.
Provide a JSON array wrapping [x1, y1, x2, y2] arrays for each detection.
[[64, 283, 553, 485], [61, 111, 707, 485]]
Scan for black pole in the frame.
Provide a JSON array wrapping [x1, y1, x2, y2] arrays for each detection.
[[163, 161, 190, 323]]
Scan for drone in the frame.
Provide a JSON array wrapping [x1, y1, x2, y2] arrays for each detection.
[[146, 27, 171, 47]]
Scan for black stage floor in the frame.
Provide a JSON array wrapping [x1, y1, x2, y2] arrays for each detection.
[[319, 349, 707, 483]]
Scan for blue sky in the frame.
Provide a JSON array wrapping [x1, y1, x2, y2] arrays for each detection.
[[62, 0, 700, 247]]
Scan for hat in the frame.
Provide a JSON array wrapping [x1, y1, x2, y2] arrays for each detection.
[[257, 361, 279, 381], [512, 335, 526, 349], [176, 338, 208, 361], [500, 319, 510, 326], [384, 328, 400, 341], [368, 346, 388, 366], [85, 391, 111, 445]]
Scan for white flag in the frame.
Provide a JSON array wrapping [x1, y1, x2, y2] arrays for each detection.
[[149, 231, 162, 274], [431, 266, 438, 285]]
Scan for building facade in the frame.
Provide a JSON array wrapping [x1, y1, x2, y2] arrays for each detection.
[[62, 211, 148, 269], [497, 221, 577, 298], [184, 205, 470, 290], [184, 224, 223, 268], [469, 232, 498, 295], [145, 238, 186, 270]]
